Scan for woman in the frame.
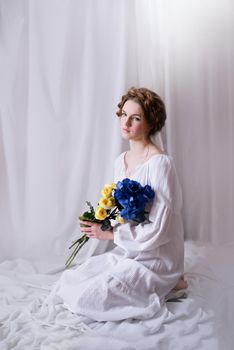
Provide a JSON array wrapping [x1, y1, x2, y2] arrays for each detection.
[[47, 87, 187, 322]]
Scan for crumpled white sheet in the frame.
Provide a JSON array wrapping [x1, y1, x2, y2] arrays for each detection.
[[0, 241, 233, 350]]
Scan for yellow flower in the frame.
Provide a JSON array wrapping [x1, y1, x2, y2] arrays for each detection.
[[101, 185, 113, 198], [116, 214, 125, 224], [99, 197, 113, 209], [95, 206, 107, 220], [111, 183, 117, 189]]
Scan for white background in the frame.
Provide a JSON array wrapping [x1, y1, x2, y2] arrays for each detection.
[[0, 0, 233, 270]]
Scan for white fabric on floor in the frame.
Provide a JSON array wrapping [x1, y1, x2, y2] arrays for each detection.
[[1, 241, 233, 350]]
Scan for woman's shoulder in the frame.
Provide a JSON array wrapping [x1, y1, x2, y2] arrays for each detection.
[[147, 153, 173, 169], [147, 153, 177, 185], [146, 144, 172, 166], [113, 152, 125, 178], [114, 151, 125, 166]]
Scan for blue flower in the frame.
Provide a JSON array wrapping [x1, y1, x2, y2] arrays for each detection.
[[143, 185, 155, 201], [114, 178, 155, 223]]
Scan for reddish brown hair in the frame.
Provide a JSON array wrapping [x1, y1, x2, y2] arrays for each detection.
[[116, 87, 166, 136]]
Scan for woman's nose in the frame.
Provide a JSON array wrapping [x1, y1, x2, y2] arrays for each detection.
[[125, 117, 131, 127]]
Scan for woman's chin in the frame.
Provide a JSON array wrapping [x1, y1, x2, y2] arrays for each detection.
[[121, 132, 131, 140]]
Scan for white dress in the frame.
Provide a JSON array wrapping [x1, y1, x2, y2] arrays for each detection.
[[47, 153, 184, 322]]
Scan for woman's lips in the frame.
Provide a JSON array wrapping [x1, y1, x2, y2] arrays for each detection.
[[122, 128, 130, 133]]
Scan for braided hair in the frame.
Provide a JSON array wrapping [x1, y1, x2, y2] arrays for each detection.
[[116, 87, 166, 136]]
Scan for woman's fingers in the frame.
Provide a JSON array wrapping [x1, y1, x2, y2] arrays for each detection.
[[79, 221, 100, 236], [80, 227, 91, 232], [86, 232, 95, 238], [79, 220, 92, 226]]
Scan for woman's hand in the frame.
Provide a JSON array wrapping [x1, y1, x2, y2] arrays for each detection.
[[79, 220, 114, 240]]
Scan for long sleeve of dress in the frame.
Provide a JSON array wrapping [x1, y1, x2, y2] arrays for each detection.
[[113, 156, 183, 254]]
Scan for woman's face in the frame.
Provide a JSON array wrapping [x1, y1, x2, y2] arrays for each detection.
[[119, 99, 151, 142]]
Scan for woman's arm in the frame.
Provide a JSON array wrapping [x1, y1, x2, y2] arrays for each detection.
[[114, 158, 181, 253]]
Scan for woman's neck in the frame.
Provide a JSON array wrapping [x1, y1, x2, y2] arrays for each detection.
[[128, 140, 151, 156]]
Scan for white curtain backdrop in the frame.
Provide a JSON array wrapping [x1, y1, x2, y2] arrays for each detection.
[[0, 0, 233, 271]]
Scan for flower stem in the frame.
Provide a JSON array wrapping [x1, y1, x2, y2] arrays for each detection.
[[68, 234, 86, 249], [65, 235, 89, 267]]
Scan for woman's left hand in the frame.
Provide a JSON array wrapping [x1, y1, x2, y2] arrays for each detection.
[[79, 220, 114, 240]]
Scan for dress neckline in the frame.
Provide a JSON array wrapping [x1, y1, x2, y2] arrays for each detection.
[[123, 152, 167, 177]]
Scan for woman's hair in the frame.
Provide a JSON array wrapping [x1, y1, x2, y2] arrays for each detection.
[[116, 87, 166, 136]]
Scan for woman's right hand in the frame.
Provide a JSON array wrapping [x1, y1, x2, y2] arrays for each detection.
[[79, 220, 114, 240]]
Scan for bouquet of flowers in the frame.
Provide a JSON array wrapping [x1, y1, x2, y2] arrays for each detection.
[[65, 178, 155, 267]]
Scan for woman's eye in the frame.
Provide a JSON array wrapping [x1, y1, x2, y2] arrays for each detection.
[[132, 116, 141, 121], [121, 113, 127, 117]]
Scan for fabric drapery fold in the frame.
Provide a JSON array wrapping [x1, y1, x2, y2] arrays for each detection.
[[0, 0, 233, 269]]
